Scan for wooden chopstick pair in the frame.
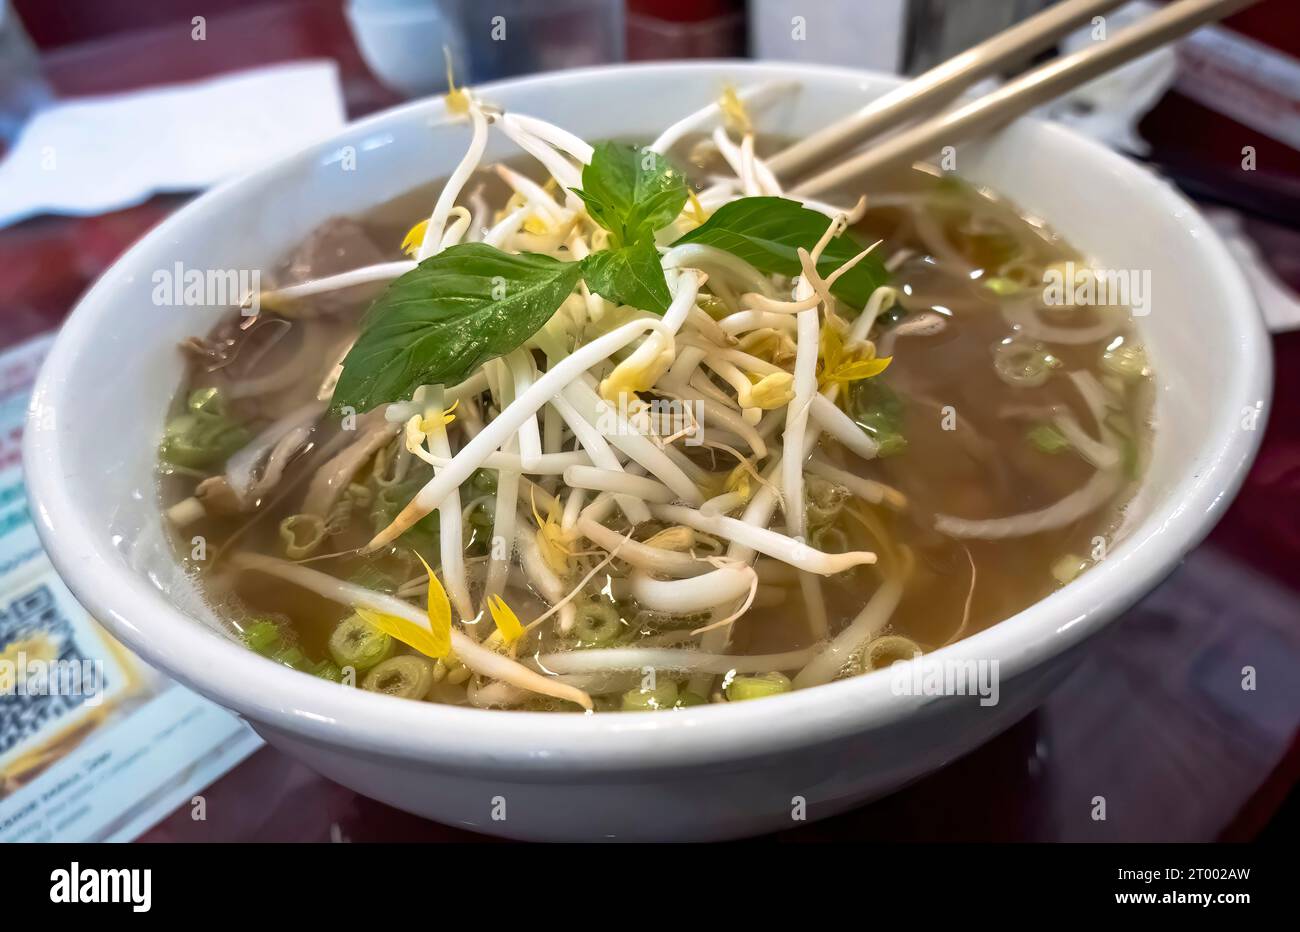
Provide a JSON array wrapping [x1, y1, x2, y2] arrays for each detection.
[[775, 0, 1262, 196]]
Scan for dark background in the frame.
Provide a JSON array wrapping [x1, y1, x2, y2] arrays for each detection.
[[2, 0, 1297, 842]]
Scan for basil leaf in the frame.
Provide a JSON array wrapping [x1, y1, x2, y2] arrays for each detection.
[[671, 196, 888, 309], [570, 189, 623, 243], [333, 243, 581, 412], [573, 141, 688, 246], [579, 239, 671, 314]]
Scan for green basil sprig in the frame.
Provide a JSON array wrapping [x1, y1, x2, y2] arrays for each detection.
[[579, 239, 671, 315], [331, 147, 889, 413], [569, 141, 683, 313], [333, 244, 581, 413], [670, 196, 888, 309], [571, 141, 688, 248]]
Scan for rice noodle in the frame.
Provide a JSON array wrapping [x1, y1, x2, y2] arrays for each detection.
[[793, 579, 903, 689], [934, 469, 1121, 540], [1002, 300, 1121, 345], [1052, 411, 1121, 470]]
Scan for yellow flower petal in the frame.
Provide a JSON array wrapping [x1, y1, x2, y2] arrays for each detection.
[[419, 398, 459, 433], [529, 489, 572, 575], [355, 607, 449, 661], [819, 324, 845, 371], [537, 527, 571, 576], [819, 318, 892, 388], [529, 486, 563, 530], [487, 595, 524, 645], [414, 552, 453, 658], [831, 355, 892, 384], [401, 220, 430, 257], [529, 491, 546, 532], [685, 190, 709, 228]]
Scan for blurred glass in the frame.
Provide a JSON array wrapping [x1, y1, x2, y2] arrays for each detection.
[[451, 0, 624, 82], [0, 0, 51, 146], [903, 0, 1057, 73], [346, 0, 467, 98], [345, 0, 625, 99]]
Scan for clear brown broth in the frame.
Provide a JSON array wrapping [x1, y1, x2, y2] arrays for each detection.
[[162, 143, 1152, 704]]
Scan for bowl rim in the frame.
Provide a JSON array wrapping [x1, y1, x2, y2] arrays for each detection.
[[24, 59, 1272, 772]]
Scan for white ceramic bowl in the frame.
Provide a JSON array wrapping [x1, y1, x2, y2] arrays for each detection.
[[25, 62, 1270, 841]]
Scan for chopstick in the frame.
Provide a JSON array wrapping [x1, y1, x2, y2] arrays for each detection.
[[768, 0, 1130, 179], [790, 0, 1262, 197]]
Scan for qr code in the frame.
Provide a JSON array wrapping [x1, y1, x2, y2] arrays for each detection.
[[0, 584, 99, 758]]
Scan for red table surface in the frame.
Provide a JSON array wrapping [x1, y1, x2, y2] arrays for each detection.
[[3, 1, 1297, 843]]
